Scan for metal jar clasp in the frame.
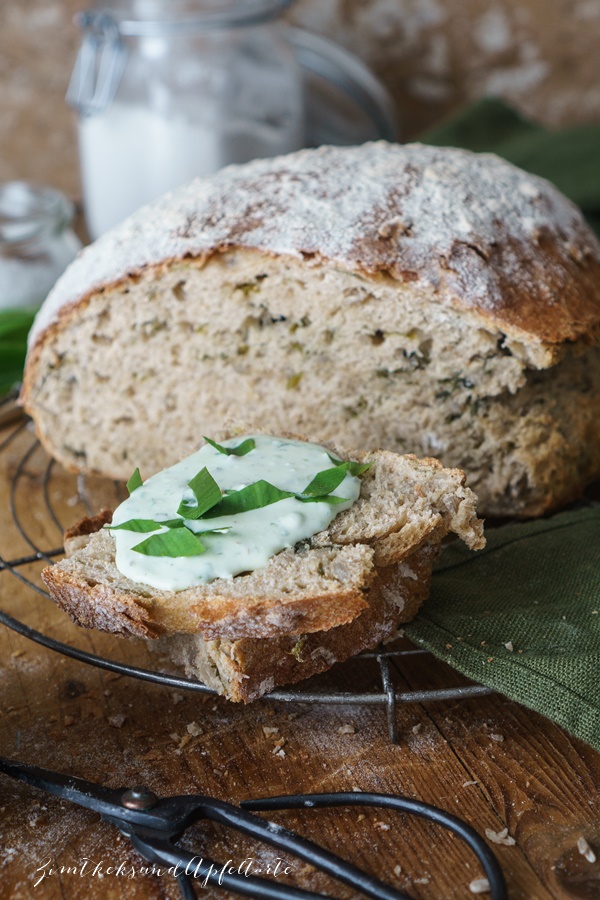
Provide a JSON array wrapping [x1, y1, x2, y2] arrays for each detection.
[[66, 11, 128, 117]]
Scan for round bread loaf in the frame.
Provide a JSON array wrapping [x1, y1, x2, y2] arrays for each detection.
[[22, 142, 600, 516]]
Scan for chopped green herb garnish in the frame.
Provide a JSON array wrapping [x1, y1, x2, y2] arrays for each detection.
[[126, 468, 143, 494], [204, 436, 256, 456], [346, 460, 371, 477], [122, 446, 369, 545], [192, 526, 232, 536], [327, 454, 372, 477], [203, 480, 294, 518], [302, 465, 349, 497], [198, 459, 368, 518], [132, 528, 206, 558], [108, 518, 182, 533], [298, 495, 347, 505], [300, 460, 369, 499], [178, 467, 222, 519]]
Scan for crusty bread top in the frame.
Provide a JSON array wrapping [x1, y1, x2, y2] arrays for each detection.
[[42, 447, 484, 641], [27, 142, 600, 352]]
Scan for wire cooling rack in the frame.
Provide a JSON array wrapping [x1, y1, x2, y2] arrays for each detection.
[[0, 397, 493, 743]]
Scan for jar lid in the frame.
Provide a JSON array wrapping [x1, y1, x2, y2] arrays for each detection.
[[68, 11, 397, 142], [90, 0, 295, 34]]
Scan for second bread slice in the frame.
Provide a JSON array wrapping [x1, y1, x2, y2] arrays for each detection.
[[42, 444, 484, 700]]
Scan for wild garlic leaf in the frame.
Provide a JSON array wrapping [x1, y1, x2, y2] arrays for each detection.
[[202, 480, 294, 518], [193, 526, 232, 535], [108, 518, 175, 533], [0, 308, 38, 340], [126, 468, 143, 494], [0, 307, 37, 395], [327, 454, 372, 478], [178, 500, 198, 518], [132, 528, 206, 558], [178, 466, 222, 519], [204, 436, 256, 456], [297, 494, 347, 505], [297, 457, 370, 503], [345, 460, 372, 477], [302, 465, 348, 497]]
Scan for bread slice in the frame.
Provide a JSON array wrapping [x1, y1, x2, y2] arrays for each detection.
[[42, 445, 484, 701], [153, 542, 438, 702], [22, 143, 600, 517]]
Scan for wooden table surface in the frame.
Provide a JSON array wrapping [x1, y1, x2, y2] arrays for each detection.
[[1, 417, 599, 900]]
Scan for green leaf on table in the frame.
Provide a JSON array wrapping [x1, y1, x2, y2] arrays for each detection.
[[132, 528, 206, 558], [420, 97, 600, 236], [203, 436, 256, 456], [0, 374, 22, 396], [0, 308, 38, 339], [0, 307, 38, 395], [178, 466, 222, 519], [0, 342, 31, 366], [421, 97, 539, 154]]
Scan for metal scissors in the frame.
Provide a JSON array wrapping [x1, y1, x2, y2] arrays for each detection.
[[0, 756, 507, 899]]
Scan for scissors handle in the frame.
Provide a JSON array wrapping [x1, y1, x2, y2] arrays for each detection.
[[126, 830, 360, 900], [0, 757, 505, 900], [193, 797, 409, 900], [243, 792, 508, 900]]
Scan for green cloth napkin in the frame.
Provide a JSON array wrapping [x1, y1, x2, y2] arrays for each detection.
[[406, 507, 600, 750], [422, 97, 600, 237]]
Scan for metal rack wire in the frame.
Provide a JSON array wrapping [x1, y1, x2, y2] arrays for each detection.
[[0, 400, 493, 743]]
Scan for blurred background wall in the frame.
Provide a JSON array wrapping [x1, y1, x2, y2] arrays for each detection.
[[2, 0, 600, 199]]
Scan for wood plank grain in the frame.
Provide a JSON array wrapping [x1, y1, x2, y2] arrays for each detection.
[[394, 651, 600, 898]]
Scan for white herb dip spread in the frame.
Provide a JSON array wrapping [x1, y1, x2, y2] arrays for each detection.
[[111, 434, 362, 592]]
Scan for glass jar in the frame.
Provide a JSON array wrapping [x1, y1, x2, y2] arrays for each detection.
[[0, 182, 82, 311], [68, 0, 304, 239]]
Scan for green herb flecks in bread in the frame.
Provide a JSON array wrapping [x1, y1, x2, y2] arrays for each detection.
[[24, 143, 600, 516]]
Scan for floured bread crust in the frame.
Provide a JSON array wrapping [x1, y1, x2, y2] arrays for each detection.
[[22, 143, 600, 516], [25, 142, 600, 347]]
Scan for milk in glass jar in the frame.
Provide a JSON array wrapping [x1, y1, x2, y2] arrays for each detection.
[[68, 1, 304, 239]]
